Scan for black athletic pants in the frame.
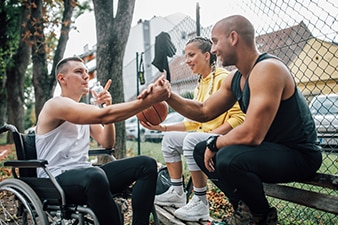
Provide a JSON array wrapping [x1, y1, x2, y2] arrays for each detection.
[[194, 141, 322, 214], [56, 155, 157, 225]]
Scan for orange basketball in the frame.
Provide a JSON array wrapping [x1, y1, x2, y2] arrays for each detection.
[[137, 102, 168, 125]]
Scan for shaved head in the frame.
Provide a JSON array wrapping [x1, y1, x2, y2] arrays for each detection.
[[213, 15, 255, 46]]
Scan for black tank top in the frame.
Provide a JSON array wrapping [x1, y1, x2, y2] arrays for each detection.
[[231, 53, 320, 151]]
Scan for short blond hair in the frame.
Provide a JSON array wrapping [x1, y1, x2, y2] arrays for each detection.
[[55, 56, 83, 77]]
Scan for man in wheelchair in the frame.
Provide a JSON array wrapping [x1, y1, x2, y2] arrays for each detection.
[[35, 56, 170, 225]]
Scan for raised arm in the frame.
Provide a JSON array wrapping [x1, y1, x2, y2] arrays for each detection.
[[90, 79, 116, 148], [37, 76, 170, 135], [166, 73, 237, 123]]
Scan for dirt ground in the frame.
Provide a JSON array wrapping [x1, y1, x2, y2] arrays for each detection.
[[0, 144, 13, 160]]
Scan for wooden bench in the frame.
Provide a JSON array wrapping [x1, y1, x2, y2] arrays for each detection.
[[263, 172, 338, 215], [155, 172, 338, 224], [263, 141, 338, 215], [154, 205, 210, 225]]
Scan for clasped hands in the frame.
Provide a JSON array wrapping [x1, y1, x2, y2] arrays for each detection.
[[137, 74, 171, 102]]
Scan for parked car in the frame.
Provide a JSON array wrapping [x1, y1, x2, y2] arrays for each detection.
[[125, 116, 146, 142], [309, 94, 338, 147], [144, 112, 185, 142]]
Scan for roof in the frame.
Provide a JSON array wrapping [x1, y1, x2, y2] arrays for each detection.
[[256, 21, 313, 65]]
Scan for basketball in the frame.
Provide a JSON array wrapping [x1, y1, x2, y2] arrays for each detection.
[[137, 102, 168, 125]]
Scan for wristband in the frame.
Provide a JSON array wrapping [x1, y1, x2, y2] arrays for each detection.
[[206, 135, 220, 152]]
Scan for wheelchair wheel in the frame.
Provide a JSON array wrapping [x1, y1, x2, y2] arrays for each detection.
[[0, 179, 49, 225]]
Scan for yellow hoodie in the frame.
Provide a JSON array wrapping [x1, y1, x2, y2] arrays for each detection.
[[183, 67, 245, 132]]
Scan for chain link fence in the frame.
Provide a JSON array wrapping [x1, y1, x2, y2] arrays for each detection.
[[125, 0, 337, 224]]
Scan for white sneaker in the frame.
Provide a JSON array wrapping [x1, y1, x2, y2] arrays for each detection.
[[154, 186, 186, 208], [174, 195, 210, 221]]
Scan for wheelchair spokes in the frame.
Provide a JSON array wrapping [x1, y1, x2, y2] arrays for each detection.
[[0, 189, 42, 225]]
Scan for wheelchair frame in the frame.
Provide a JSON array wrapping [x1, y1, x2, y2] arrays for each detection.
[[0, 124, 159, 225]]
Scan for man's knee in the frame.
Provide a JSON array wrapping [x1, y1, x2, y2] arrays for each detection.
[[215, 146, 243, 173], [138, 155, 158, 176], [140, 155, 157, 169], [84, 167, 109, 187]]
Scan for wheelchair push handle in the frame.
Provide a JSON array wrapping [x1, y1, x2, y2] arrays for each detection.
[[0, 123, 18, 134]]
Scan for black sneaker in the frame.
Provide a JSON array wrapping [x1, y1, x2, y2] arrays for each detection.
[[208, 201, 253, 225], [250, 207, 278, 225]]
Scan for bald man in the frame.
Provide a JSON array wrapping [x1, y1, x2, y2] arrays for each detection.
[[158, 15, 322, 225]]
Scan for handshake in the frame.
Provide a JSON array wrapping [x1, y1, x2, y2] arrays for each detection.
[[137, 74, 172, 103]]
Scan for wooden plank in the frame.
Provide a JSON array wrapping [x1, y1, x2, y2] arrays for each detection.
[[155, 205, 211, 225], [162, 206, 177, 214], [155, 205, 186, 225], [186, 221, 210, 225], [263, 183, 338, 215], [302, 173, 338, 189]]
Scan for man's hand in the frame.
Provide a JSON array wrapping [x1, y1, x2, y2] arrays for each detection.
[[138, 73, 171, 100], [92, 79, 112, 106], [204, 148, 216, 172]]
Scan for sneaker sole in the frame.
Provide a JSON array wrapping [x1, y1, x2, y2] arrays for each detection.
[[154, 201, 186, 208], [174, 212, 210, 222]]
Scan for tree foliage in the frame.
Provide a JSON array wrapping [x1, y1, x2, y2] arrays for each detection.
[[31, 0, 78, 120], [31, 0, 91, 120], [0, 0, 22, 126], [4, 0, 31, 137], [2, 0, 135, 154], [1, 0, 90, 142]]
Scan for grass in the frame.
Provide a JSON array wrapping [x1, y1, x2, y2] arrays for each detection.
[[126, 140, 165, 164], [126, 140, 192, 180], [320, 152, 338, 174]]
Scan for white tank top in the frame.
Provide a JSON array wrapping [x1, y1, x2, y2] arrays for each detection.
[[36, 121, 92, 178]]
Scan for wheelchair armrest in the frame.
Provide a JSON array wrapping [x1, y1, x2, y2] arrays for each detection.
[[4, 159, 68, 205], [4, 159, 48, 168], [88, 148, 115, 156]]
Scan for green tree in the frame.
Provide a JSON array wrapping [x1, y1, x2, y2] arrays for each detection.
[[24, 64, 35, 129], [92, 0, 136, 159], [0, 0, 22, 128], [4, 0, 31, 137], [1, 0, 90, 143], [31, 0, 78, 120]]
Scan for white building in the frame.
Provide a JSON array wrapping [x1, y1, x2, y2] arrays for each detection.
[[80, 13, 198, 101], [123, 13, 196, 100]]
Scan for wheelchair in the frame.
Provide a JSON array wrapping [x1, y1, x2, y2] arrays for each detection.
[[0, 124, 159, 225]]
